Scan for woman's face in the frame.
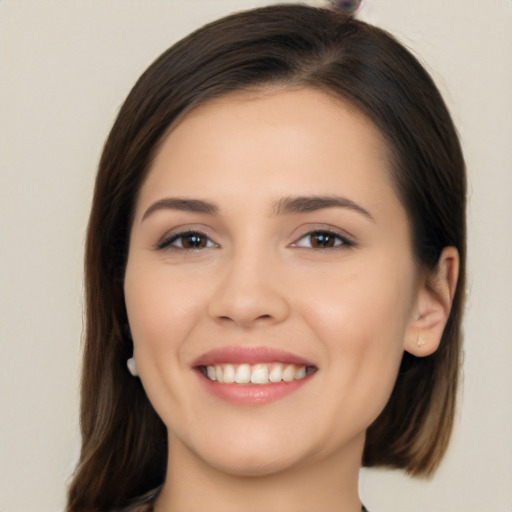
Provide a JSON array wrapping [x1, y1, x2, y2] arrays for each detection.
[[124, 88, 423, 476]]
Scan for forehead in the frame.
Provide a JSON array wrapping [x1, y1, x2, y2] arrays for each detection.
[[138, 87, 400, 218], [165, 86, 389, 161]]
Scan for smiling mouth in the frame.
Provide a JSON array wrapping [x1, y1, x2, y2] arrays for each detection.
[[198, 362, 317, 385]]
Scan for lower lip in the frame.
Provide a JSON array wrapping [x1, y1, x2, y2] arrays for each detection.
[[197, 371, 314, 405]]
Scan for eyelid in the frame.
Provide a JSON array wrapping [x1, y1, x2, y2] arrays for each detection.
[[155, 226, 220, 251], [154, 223, 355, 251], [289, 226, 356, 249]]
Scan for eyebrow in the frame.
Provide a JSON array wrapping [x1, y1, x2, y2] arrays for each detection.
[[141, 195, 374, 222], [273, 195, 375, 222], [142, 198, 219, 221]]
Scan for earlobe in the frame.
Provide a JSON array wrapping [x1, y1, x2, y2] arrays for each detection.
[[405, 246, 459, 357]]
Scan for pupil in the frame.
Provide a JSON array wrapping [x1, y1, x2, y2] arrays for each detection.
[[313, 233, 333, 248], [185, 234, 204, 248]]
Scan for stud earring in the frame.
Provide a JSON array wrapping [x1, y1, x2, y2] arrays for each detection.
[[127, 357, 138, 376], [417, 335, 426, 347]]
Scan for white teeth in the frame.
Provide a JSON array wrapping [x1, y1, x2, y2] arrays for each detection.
[[223, 363, 235, 383], [269, 364, 283, 383], [215, 365, 223, 383], [251, 363, 269, 384], [207, 366, 217, 381], [282, 364, 296, 382], [235, 364, 251, 384], [295, 366, 306, 379], [203, 363, 312, 385]]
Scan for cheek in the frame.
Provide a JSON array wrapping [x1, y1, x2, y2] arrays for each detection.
[[296, 260, 414, 422], [307, 286, 407, 378], [123, 260, 210, 426], [124, 260, 204, 363], [299, 256, 414, 345]]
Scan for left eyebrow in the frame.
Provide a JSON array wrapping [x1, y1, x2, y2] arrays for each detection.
[[272, 195, 375, 222], [142, 198, 219, 221]]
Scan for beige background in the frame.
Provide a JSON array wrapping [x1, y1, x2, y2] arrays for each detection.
[[1, 1, 511, 511]]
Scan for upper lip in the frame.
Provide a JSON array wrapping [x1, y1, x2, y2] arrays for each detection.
[[192, 346, 316, 368]]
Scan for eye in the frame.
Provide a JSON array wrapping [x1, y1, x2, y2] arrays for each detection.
[[157, 231, 218, 250], [292, 230, 352, 249]]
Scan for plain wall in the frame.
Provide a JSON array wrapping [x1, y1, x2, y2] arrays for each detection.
[[1, 1, 511, 511]]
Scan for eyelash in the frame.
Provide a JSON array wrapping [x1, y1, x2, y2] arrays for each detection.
[[157, 230, 218, 251], [292, 230, 354, 249], [157, 229, 354, 251]]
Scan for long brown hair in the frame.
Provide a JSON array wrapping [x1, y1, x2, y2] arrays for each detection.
[[68, 4, 466, 510]]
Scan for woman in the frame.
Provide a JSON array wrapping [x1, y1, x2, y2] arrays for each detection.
[[67, 4, 466, 511]]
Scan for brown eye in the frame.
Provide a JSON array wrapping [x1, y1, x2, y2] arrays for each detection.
[[157, 231, 217, 250], [293, 230, 352, 249], [310, 232, 337, 248], [181, 233, 208, 249]]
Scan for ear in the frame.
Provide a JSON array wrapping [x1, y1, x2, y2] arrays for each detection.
[[404, 247, 460, 357]]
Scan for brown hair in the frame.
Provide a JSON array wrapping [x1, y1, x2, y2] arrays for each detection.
[[67, 4, 466, 510]]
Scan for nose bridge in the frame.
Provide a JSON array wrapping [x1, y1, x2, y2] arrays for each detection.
[[208, 237, 290, 327]]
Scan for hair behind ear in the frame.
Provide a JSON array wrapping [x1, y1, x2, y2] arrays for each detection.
[[364, 247, 465, 475]]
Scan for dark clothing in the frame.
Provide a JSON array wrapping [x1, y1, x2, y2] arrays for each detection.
[[116, 487, 369, 512]]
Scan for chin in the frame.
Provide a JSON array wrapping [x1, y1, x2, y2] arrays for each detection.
[[183, 425, 311, 477], [205, 447, 304, 478]]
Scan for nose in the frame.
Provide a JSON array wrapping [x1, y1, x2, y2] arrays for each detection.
[[208, 248, 290, 329]]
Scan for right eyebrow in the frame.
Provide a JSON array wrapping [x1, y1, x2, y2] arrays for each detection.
[[141, 198, 219, 221], [272, 195, 376, 222]]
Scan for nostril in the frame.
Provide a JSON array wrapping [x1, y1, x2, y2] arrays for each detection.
[[217, 313, 273, 324], [209, 283, 290, 327]]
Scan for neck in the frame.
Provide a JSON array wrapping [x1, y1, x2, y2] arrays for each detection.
[[154, 432, 364, 512]]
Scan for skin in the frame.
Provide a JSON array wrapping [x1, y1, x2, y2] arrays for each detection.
[[124, 88, 458, 512]]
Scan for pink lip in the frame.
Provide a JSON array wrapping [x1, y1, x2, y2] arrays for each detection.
[[192, 346, 315, 367], [192, 346, 317, 406], [197, 375, 314, 405]]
